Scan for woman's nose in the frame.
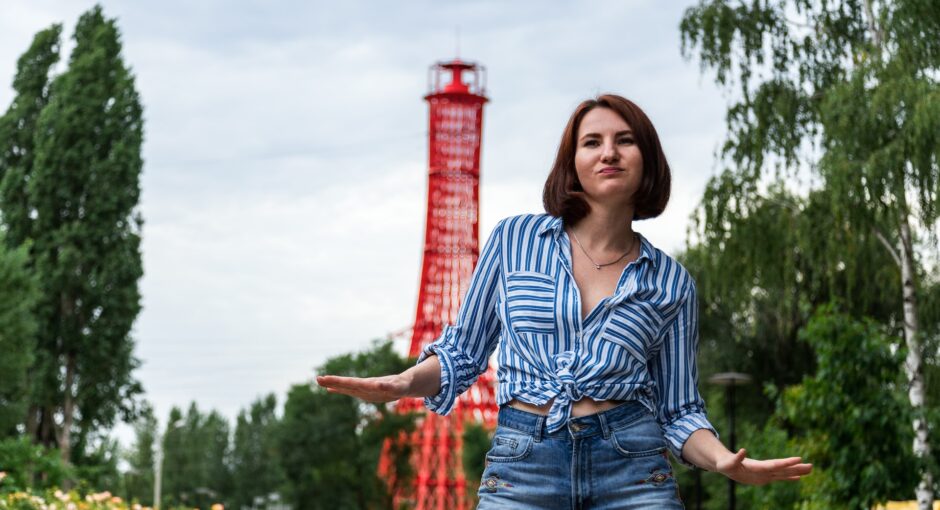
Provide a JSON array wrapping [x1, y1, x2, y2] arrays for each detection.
[[601, 141, 618, 162]]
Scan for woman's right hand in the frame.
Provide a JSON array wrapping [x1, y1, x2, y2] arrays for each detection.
[[316, 355, 442, 403], [316, 373, 413, 403]]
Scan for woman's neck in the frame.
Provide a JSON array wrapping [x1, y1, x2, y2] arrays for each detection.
[[569, 203, 636, 253]]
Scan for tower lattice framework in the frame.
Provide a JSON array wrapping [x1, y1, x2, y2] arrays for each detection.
[[378, 58, 498, 510]]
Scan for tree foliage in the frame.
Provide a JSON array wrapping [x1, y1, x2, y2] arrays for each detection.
[[681, 0, 939, 504], [0, 24, 60, 248], [0, 22, 61, 444], [160, 403, 231, 509], [0, 239, 39, 437], [230, 394, 284, 510], [0, 5, 148, 469], [767, 307, 916, 508], [26, 5, 145, 460], [0, 436, 69, 493], [121, 405, 156, 506], [277, 340, 416, 510]]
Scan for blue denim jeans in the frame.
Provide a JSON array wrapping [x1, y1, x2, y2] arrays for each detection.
[[476, 402, 684, 509]]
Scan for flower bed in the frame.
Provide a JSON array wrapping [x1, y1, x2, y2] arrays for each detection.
[[0, 472, 224, 510]]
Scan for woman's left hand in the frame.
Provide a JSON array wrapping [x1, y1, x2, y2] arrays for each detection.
[[715, 448, 813, 485]]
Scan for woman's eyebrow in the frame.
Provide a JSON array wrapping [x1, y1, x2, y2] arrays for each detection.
[[578, 129, 634, 141]]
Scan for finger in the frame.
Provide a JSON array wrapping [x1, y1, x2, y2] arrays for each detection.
[[759, 464, 812, 482], [777, 463, 813, 477], [318, 376, 381, 393], [765, 456, 804, 466], [770, 461, 813, 476], [317, 375, 366, 387], [745, 457, 806, 472]]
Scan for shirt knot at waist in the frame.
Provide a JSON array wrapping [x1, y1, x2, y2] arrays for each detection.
[[553, 351, 582, 401]]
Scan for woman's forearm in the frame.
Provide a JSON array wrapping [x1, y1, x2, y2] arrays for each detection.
[[401, 354, 443, 398], [681, 427, 813, 484], [681, 428, 734, 472]]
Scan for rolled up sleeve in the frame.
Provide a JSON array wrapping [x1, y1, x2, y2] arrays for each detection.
[[416, 219, 504, 415], [650, 279, 718, 466]]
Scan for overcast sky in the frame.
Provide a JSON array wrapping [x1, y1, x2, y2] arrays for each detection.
[[0, 0, 728, 444]]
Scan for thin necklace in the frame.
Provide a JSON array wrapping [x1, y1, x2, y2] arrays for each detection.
[[571, 229, 637, 271]]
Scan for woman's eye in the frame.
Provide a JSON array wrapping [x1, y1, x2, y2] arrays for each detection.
[[618, 137, 634, 145], [583, 140, 600, 147]]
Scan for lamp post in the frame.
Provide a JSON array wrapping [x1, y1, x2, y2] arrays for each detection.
[[153, 418, 182, 510], [708, 372, 752, 510]]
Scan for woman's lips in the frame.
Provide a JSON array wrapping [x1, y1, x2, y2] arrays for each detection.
[[598, 167, 622, 174]]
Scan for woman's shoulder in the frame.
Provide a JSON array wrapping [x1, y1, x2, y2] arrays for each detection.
[[493, 213, 559, 239], [638, 236, 696, 296]]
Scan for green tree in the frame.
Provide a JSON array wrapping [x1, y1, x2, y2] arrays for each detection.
[[677, 185, 906, 507], [756, 307, 918, 509], [23, 4, 145, 467], [72, 434, 122, 494], [0, 23, 61, 248], [0, 23, 60, 442], [277, 340, 416, 510], [160, 403, 231, 509], [160, 407, 185, 507], [0, 436, 69, 493], [0, 240, 40, 437], [680, 1, 940, 506], [230, 394, 284, 510], [122, 405, 156, 506], [279, 383, 359, 509]]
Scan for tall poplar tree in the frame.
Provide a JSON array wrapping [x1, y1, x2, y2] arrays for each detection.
[[25, 5, 144, 464], [0, 25, 60, 440], [680, 1, 940, 506]]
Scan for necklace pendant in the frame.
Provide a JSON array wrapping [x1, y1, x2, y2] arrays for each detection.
[[594, 264, 601, 270]]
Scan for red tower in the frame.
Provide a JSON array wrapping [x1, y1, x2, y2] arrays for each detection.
[[378, 59, 498, 510]]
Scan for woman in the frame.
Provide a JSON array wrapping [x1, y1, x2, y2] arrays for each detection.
[[317, 94, 812, 509]]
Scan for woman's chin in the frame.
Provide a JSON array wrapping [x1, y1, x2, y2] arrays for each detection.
[[583, 187, 638, 205]]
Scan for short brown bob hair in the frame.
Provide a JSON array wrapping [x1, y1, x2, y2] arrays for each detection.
[[543, 94, 671, 224]]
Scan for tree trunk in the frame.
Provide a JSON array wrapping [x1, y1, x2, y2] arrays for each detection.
[[899, 216, 933, 510], [59, 351, 76, 465], [25, 404, 39, 439], [39, 406, 54, 448]]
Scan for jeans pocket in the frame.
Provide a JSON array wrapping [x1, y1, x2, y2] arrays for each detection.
[[485, 426, 534, 463], [609, 415, 669, 458]]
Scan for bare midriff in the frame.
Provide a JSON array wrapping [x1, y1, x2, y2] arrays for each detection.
[[508, 397, 625, 417]]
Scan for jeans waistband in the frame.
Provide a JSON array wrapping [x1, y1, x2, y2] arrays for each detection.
[[497, 400, 652, 441]]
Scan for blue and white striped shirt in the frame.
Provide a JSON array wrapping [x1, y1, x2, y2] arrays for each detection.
[[418, 213, 716, 462]]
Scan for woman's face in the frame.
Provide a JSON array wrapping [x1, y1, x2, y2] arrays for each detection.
[[573, 107, 643, 208]]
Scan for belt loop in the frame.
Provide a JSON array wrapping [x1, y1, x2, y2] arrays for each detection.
[[534, 415, 545, 442], [598, 411, 611, 439]]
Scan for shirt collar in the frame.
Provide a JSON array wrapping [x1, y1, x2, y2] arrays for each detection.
[[635, 232, 656, 268], [538, 215, 658, 269], [537, 216, 564, 237]]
